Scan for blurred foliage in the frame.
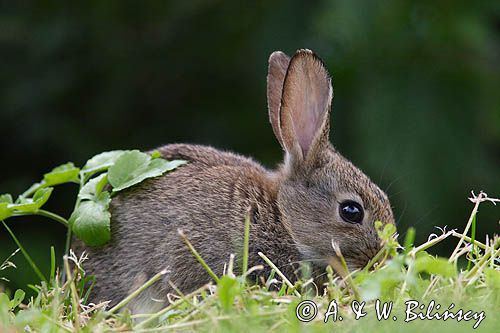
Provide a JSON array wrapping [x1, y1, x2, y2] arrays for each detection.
[[1, 1, 499, 291]]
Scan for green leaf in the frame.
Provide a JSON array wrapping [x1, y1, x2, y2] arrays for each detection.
[[108, 150, 149, 186], [0, 203, 12, 220], [108, 150, 186, 192], [0, 194, 14, 220], [403, 227, 416, 253], [164, 159, 188, 171], [382, 223, 397, 240], [414, 254, 456, 278], [69, 192, 111, 246], [79, 174, 108, 201], [217, 276, 240, 312], [9, 188, 53, 213], [9, 289, 25, 310], [0, 293, 10, 322], [359, 257, 405, 301], [0, 194, 13, 204], [43, 162, 80, 186], [82, 150, 125, 173]]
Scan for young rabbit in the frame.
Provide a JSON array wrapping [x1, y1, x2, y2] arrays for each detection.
[[77, 49, 394, 312]]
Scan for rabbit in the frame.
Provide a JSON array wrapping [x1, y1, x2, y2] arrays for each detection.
[[75, 49, 395, 313]]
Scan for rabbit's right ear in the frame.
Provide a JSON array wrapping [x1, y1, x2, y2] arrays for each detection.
[[279, 49, 332, 168], [267, 51, 290, 149]]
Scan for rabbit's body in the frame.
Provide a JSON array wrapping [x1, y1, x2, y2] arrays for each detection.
[[80, 144, 302, 311], [78, 50, 395, 312]]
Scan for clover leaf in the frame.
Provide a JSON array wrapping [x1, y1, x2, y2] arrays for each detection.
[[69, 192, 111, 246], [9, 188, 53, 213], [78, 173, 108, 201], [82, 150, 125, 174], [0, 203, 12, 221], [43, 163, 80, 186], [108, 150, 186, 192]]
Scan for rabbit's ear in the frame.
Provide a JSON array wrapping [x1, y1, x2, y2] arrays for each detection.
[[279, 49, 332, 165], [267, 51, 290, 148]]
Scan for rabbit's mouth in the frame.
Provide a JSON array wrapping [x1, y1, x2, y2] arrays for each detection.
[[327, 255, 372, 276], [339, 249, 381, 272], [326, 240, 380, 274], [294, 240, 378, 275]]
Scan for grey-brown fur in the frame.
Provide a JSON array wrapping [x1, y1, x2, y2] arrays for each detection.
[[75, 49, 394, 312]]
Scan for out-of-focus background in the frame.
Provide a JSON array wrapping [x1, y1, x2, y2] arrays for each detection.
[[1, 1, 499, 292]]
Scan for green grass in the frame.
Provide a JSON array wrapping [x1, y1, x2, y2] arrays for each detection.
[[1, 192, 499, 332]]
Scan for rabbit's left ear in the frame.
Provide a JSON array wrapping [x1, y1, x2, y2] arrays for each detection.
[[279, 49, 332, 165]]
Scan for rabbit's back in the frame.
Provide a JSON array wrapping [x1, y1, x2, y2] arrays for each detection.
[[78, 144, 299, 309]]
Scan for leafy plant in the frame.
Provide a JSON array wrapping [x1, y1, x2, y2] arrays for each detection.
[[0, 150, 186, 248]]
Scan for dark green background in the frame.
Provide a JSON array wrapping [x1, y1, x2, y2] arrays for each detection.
[[1, 1, 499, 292]]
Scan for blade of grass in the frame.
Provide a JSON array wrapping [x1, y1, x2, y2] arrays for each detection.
[[403, 227, 415, 254], [63, 255, 81, 330], [2, 221, 47, 282], [364, 247, 386, 271], [242, 265, 264, 279], [465, 240, 500, 281], [450, 231, 487, 250], [467, 213, 477, 270], [0, 248, 20, 271], [108, 268, 169, 314], [242, 213, 251, 276], [136, 284, 210, 328], [331, 241, 360, 300], [82, 275, 96, 305], [50, 246, 56, 281], [166, 280, 215, 325], [178, 229, 219, 283], [264, 269, 276, 289], [258, 252, 300, 297], [450, 192, 484, 262], [408, 230, 454, 257]]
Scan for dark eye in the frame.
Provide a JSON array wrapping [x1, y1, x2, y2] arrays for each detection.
[[339, 200, 364, 224]]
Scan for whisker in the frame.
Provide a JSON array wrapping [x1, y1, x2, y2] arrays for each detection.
[[385, 169, 415, 193], [356, 244, 373, 261], [378, 143, 399, 184], [396, 200, 408, 226], [404, 205, 438, 234], [388, 188, 409, 199]]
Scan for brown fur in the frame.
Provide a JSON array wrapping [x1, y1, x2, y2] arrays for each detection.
[[75, 50, 395, 312]]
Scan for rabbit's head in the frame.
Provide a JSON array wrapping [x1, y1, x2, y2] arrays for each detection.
[[267, 49, 395, 270]]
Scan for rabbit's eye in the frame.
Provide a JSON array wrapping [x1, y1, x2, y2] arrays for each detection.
[[339, 201, 364, 224]]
